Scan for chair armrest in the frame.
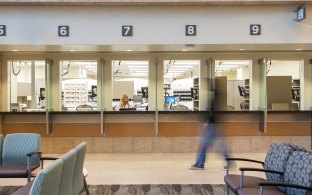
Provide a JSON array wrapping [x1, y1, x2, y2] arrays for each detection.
[[238, 168, 283, 189], [40, 157, 59, 169], [26, 151, 42, 182], [27, 151, 42, 157], [226, 157, 264, 165], [239, 167, 284, 175], [258, 181, 312, 195]]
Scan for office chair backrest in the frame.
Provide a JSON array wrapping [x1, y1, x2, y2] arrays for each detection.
[[73, 142, 87, 195], [59, 149, 78, 195], [29, 158, 64, 195], [2, 133, 41, 166], [0, 134, 3, 164]]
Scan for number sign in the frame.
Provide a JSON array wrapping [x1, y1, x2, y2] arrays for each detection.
[[250, 24, 261, 35], [186, 25, 196, 36], [0, 25, 6, 36], [297, 5, 306, 21], [122, 25, 133, 36], [58, 26, 69, 37]]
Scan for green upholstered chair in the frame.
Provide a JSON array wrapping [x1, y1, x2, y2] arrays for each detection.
[[59, 149, 78, 195], [12, 158, 64, 195], [0, 133, 41, 182], [73, 142, 90, 195]]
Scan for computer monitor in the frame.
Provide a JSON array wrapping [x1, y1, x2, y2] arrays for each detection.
[[165, 96, 175, 104], [141, 87, 148, 98]]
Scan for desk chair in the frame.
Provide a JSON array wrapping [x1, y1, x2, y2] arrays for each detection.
[[76, 104, 93, 111]]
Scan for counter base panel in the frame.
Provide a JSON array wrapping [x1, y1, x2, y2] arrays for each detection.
[[105, 123, 154, 137], [266, 122, 310, 136], [53, 123, 102, 137], [158, 122, 200, 137], [2, 123, 48, 137]]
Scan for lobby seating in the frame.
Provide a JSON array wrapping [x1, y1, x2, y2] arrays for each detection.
[[224, 143, 306, 195], [12, 158, 64, 195], [0, 133, 41, 182], [12, 142, 90, 195], [237, 150, 312, 195]]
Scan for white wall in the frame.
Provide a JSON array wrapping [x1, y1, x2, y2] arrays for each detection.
[[0, 5, 310, 45], [267, 60, 300, 79]]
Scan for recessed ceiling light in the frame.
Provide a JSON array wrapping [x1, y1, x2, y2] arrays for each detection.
[[11, 49, 19, 52], [69, 49, 76, 52], [239, 48, 245, 51], [295, 48, 302, 51], [126, 49, 132, 52], [182, 49, 188, 52]]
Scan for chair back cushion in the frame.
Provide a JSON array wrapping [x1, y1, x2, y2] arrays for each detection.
[[263, 143, 293, 185], [73, 142, 87, 195], [59, 149, 78, 195], [284, 151, 312, 195], [2, 133, 41, 166], [286, 143, 307, 152], [0, 134, 3, 164], [29, 158, 64, 195]]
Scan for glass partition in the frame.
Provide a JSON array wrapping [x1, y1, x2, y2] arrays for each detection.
[[112, 60, 149, 111], [60, 60, 98, 111], [9, 60, 46, 111], [163, 60, 200, 111], [214, 60, 251, 111], [266, 60, 300, 110]]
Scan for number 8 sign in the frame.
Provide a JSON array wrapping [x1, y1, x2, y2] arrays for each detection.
[[250, 24, 261, 35]]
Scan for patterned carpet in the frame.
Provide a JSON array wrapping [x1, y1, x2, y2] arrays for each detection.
[[1, 184, 234, 195]]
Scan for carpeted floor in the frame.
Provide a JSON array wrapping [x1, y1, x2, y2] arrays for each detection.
[[1, 184, 234, 195]]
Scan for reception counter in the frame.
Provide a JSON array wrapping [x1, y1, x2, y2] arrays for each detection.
[[0, 110, 310, 153]]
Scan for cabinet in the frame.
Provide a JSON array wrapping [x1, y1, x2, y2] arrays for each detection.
[[192, 78, 199, 111], [244, 79, 250, 101]]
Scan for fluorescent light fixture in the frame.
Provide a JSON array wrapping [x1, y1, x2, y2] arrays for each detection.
[[221, 61, 249, 65], [295, 48, 302, 50], [130, 70, 148, 73], [239, 48, 245, 50], [125, 49, 132, 52], [128, 65, 148, 68], [125, 61, 148, 65], [11, 49, 19, 52], [174, 61, 200, 65], [69, 49, 76, 52]]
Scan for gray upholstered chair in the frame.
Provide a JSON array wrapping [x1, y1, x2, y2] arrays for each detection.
[[73, 142, 90, 195], [12, 158, 64, 195], [237, 151, 312, 195], [224, 143, 294, 194], [59, 149, 78, 195], [0, 133, 41, 182]]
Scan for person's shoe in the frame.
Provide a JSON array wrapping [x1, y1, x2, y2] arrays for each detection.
[[189, 164, 204, 170]]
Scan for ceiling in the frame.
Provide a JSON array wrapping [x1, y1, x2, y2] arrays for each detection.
[[0, 0, 309, 6], [2, 43, 312, 54]]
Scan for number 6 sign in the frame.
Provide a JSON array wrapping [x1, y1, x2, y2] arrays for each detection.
[[58, 26, 70, 37]]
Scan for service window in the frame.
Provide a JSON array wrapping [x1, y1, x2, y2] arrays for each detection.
[[9, 60, 46, 111], [112, 60, 149, 111], [163, 60, 200, 111], [214, 60, 251, 111], [60, 60, 98, 111]]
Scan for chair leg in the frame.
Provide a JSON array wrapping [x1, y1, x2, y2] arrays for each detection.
[[227, 186, 229, 195], [83, 176, 90, 195]]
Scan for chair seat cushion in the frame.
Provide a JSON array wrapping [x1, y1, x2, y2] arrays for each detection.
[[0, 165, 38, 177], [224, 174, 266, 192], [11, 180, 34, 195], [237, 187, 285, 195]]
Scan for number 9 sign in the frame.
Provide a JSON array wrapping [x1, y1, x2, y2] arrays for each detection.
[[250, 24, 261, 35]]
